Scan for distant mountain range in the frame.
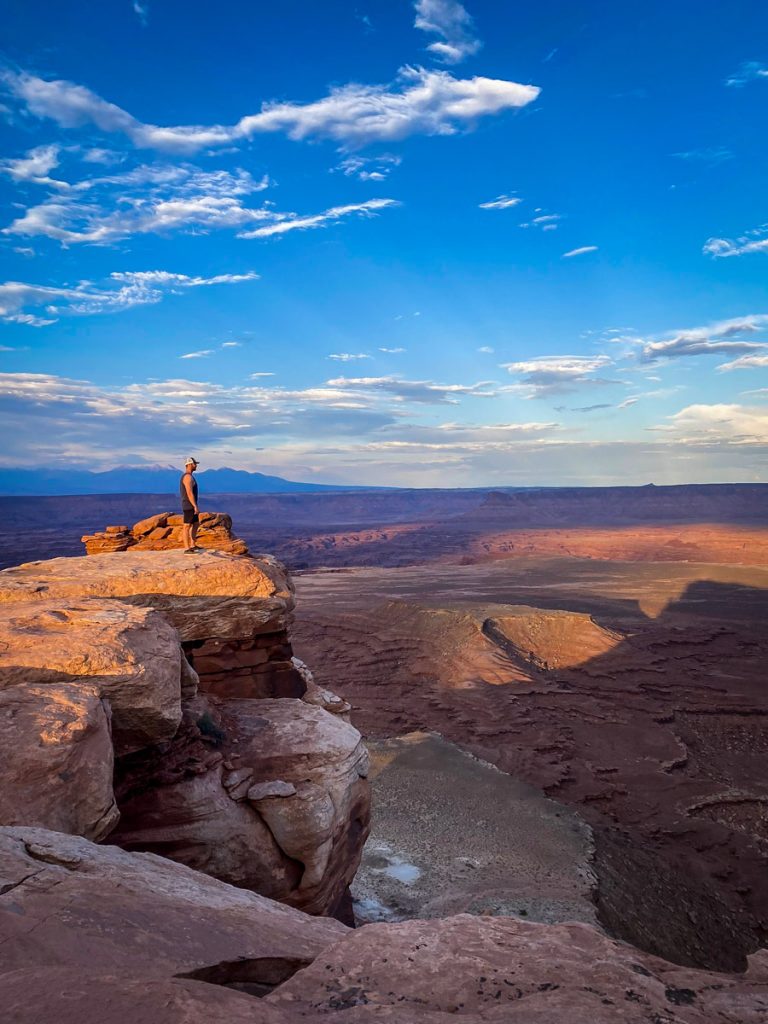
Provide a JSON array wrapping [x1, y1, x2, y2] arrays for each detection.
[[0, 466, 374, 496]]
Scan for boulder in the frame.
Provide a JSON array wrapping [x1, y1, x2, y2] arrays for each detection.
[[266, 913, 768, 1023], [0, 826, 347, 978], [0, 683, 117, 840], [112, 698, 371, 918], [0, 599, 184, 754]]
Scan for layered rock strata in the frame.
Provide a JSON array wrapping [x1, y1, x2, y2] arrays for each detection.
[[0, 551, 371, 919], [0, 549, 302, 698], [82, 510, 249, 556]]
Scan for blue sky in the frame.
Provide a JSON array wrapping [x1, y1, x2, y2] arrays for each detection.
[[0, 0, 766, 486]]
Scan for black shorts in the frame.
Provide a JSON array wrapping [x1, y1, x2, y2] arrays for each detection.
[[182, 508, 199, 525]]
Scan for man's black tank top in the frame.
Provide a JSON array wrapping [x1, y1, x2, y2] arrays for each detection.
[[180, 473, 198, 509]]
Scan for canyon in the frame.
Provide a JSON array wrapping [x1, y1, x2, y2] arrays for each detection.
[[0, 482, 767, 1021]]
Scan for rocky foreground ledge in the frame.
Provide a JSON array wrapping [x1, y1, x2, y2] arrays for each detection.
[[1, 549, 767, 1021], [0, 550, 368, 918], [1, 826, 767, 1023]]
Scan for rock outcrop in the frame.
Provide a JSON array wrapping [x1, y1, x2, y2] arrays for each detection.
[[0, 549, 302, 698], [266, 913, 768, 1022], [0, 599, 185, 754], [3, 827, 767, 1024], [82, 510, 249, 556], [113, 697, 370, 916], [0, 825, 345, 982], [0, 550, 370, 919]]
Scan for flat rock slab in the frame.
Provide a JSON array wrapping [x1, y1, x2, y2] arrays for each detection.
[[267, 913, 768, 1023], [352, 732, 596, 925], [0, 826, 346, 978], [0, 550, 294, 641], [0, 598, 183, 754]]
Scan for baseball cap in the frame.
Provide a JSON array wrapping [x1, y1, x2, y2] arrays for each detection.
[[184, 456, 198, 466]]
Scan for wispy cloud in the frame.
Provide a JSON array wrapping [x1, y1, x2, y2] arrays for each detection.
[[477, 346, 494, 353], [3, 66, 539, 152], [239, 198, 399, 239], [520, 212, 561, 230], [673, 146, 733, 164], [637, 315, 768, 362], [336, 154, 402, 181], [180, 349, 213, 359], [717, 353, 768, 372], [562, 245, 597, 258], [326, 374, 497, 404], [501, 354, 617, 398], [0, 270, 258, 325], [704, 225, 768, 258], [724, 61, 768, 88], [132, 2, 149, 26], [414, 0, 482, 64], [379, 347, 406, 353], [0, 144, 69, 189], [3, 165, 274, 244], [479, 193, 521, 210], [327, 353, 372, 362]]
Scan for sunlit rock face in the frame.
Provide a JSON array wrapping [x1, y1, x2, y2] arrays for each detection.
[[0, 599, 184, 755], [82, 511, 249, 556], [0, 549, 371, 920], [0, 549, 303, 699]]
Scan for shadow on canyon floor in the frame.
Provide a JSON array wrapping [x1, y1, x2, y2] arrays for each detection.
[[292, 566, 768, 972]]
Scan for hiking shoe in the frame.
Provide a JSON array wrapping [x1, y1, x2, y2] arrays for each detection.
[[183, 548, 195, 554]]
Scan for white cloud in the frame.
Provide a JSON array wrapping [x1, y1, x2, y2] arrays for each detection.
[[249, 372, 275, 378], [3, 165, 274, 244], [414, 0, 482, 64], [0, 269, 258, 324], [718, 353, 768, 372], [520, 212, 561, 229], [638, 315, 768, 362], [501, 354, 617, 398], [704, 226, 768, 258], [336, 154, 402, 181], [81, 147, 123, 165], [221, 341, 241, 348], [0, 144, 69, 189], [4, 66, 539, 152], [477, 346, 494, 353], [327, 353, 372, 362], [326, 374, 497, 404], [238, 198, 399, 239], [664, 403, 768, 444], [479, 194, 521, 210], [180, 349, 213, 359], [725, 61, 768, 88], [562, 245, 597, 258], [379, 347, 406, 353]]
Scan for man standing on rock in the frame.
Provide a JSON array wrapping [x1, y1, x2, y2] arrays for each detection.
[[180, 457, 202, 553]]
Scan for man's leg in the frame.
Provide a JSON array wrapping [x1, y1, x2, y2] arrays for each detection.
[[182, 523, 192, 550], [190, 520, 199, 549]]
